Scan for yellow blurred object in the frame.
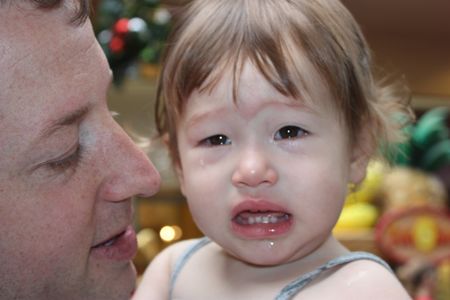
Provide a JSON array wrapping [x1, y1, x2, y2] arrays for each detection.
[[436, 259, 450, 300], [345, 160, 387, 206], [334, 202, 379, 232], [137, 228, 159, 260], [412, 216, 439, 253], [159, 225, 183, 242], [134, 228, 160, 274], [380, 167, 447, 210]]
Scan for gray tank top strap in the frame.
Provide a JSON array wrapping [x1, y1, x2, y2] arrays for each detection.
[[274, 251, 393, 300], [169, 237, 211, 299], [168, 240, 391, 300]]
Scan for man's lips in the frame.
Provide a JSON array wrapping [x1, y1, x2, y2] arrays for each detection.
[[92, 231, 124, 248], [91, 225, 137, 261], [231, 200, 293, 238]]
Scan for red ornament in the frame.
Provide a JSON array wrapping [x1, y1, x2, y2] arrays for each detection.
[[415, 296, 433, 300], [109, 36, 125, 53], [114, 18, 129, 35]]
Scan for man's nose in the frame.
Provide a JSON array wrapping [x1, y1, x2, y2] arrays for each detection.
[[98, 124, 161, 202], [231, 146, 278, 188]]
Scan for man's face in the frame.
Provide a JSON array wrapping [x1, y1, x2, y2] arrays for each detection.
[[0, 4, 160, 299]]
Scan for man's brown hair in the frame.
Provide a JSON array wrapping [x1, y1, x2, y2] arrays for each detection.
[[0, 0, 90, 24]]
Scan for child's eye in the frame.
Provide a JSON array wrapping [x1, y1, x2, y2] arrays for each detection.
[[199, 134, 231, 146], [274, 126, 308, 140]]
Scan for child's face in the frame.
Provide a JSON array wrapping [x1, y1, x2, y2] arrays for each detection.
[[176, 61, 367, 265]]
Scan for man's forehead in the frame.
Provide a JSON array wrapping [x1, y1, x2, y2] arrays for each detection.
[[0, 5, 93, 81], [0, 4, 96, 121]]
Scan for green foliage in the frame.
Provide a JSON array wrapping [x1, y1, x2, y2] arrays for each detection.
[[386, 107, 450, 173]]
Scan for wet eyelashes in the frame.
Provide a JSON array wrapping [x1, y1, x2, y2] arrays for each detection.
[[274, 125, 308, 140], [199, 125, 308, 147], [199, 134, 231, 147]]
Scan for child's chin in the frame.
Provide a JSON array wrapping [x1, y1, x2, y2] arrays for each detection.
[[231, 247, 292, 266]]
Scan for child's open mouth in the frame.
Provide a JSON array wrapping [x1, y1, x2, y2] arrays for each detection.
[[231, 200, 293, 239]]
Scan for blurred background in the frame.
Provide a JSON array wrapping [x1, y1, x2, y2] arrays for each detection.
[[91, 1, 450, 298]]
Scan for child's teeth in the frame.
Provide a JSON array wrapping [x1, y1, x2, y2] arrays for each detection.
[[239, 214, 289, 225]]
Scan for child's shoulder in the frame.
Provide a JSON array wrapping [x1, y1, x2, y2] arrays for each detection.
[[322, 258, 411, 299], [163, 238, 205, 260], [151, 237, 208, 272], [132, 238, 205, 300]]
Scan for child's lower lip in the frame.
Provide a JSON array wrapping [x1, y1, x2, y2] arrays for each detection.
[[230, 213, 293, 239]]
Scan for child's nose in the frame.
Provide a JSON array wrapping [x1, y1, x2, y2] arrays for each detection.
[[231, 148, 278, 188]]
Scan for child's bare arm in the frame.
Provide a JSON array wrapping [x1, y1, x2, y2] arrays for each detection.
[[132, 239, 198, 300], [132, 246, 173, 300], [325, 260, 412, 300]]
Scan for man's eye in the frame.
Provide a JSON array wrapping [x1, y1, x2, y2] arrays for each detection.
[[274, 126, 308, 140], [46, 145, 83, 172], [199, 134, 231, 146]]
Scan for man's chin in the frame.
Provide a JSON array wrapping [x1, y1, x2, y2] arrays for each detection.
[[86, 261, 137, 300]]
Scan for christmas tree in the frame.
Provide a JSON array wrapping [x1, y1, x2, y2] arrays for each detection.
[[95, 0, 172, 84]]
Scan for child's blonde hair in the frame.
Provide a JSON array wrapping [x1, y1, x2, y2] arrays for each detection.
[[155, 0, 413, 166]]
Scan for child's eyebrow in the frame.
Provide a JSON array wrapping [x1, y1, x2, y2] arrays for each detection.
[[185, 107, 230, 128], [185, 100, 317, 129]]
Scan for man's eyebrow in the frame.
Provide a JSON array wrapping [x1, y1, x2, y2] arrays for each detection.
[[39, 104, 91, 139]]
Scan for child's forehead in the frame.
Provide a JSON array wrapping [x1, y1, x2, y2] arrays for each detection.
[[195, 59, 338, 116], [163, 0, 371, 133]]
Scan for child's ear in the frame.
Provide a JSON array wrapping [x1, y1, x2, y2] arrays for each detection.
[[162, 133, 186, 195], [349, 129, 374, 184], [174, 162, 186, 196], [161, 132, 170, 148]]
